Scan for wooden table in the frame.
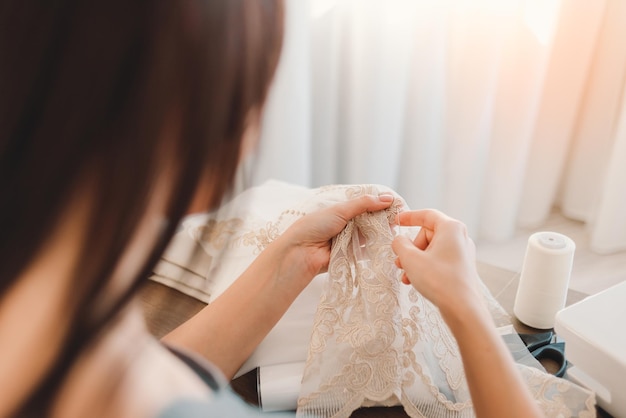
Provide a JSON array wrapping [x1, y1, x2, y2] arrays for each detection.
[[139, 262, 594, 417]]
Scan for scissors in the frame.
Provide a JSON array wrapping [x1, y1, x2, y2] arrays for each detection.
[[518, 331, 567, 378]]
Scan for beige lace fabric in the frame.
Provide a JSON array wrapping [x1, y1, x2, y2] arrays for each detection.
[[150, 181, 596, 417], [295, 185, 596, 418]]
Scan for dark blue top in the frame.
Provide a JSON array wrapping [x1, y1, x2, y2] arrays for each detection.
[[157, 345, 294, 418]]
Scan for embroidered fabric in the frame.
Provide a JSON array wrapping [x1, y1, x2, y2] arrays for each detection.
[[296, 185, 595, 418], [150, 181, 596, 417]]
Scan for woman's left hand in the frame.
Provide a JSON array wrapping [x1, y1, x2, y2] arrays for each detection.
[[164, 192, 394, 379], [277, 193, 395, 278]]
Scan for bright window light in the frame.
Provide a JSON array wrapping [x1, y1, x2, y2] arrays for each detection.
[[311, 0, 340, 19], [524, 0, 561, 45]]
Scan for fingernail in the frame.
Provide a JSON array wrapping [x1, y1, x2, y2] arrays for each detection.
[[378, 193, 393, 202]]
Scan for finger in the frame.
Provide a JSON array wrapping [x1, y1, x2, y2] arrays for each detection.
[[394, 257, 403, 269], [397, 209, 450, 230], [401, 274, 411, 285], [391, 235, 423, 261], [413, 226, 431, 251], [334, 194, 394, 221], [392, 236, 424, 285]]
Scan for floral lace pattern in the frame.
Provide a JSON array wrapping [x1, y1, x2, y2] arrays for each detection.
[[296, 185, 596, 418]]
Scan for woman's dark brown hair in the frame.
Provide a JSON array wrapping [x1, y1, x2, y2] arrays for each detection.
[[0, 0, 283, 415]]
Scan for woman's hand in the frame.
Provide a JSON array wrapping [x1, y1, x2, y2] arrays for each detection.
[[391, 208, 482, 319], [164, 193, 394, 379], [392, 209, 544, 418], [279, 193, 395, 278]]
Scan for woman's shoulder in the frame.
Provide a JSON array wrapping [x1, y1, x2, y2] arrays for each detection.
[[157, 389, 294, 418], [160, 344, 295, 417]]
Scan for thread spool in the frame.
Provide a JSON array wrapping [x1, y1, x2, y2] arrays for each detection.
[[513, 231, 576, 329]]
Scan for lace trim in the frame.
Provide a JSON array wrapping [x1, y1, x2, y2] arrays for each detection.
[[295, 185, 596, 418]]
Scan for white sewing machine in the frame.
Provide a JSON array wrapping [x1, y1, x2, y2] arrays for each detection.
[[555, 280, 626, 417]]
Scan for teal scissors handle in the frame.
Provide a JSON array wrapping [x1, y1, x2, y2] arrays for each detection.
[[519, 331, 568, 378]]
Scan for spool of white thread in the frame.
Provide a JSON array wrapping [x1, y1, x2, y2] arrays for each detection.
[[513, 231, 576, 329]]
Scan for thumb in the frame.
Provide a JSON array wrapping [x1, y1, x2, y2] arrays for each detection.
[[392, 235, 424, 285], [392, 235, 421, 258]]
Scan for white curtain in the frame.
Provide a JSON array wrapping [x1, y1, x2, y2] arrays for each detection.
[[244, 0, 626, 254]]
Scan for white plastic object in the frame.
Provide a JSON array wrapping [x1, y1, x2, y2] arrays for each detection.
[[555, 281, 626, 417]]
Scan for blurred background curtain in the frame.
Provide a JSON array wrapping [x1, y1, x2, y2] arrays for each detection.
[[240, 0, 626, 254]]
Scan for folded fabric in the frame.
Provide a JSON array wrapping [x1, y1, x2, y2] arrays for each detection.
[[150, 180, 596, 417]]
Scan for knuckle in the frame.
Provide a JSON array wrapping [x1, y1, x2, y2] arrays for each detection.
[[449, 219, 467, 232]]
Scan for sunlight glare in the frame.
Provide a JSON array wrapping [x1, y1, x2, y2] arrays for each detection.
[[310, 0, 340, 19], [523, 0, 561, 46]]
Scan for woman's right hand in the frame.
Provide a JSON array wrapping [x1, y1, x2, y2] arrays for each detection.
[[391, 209, 484, 320], [392, 209, 545, 418]]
